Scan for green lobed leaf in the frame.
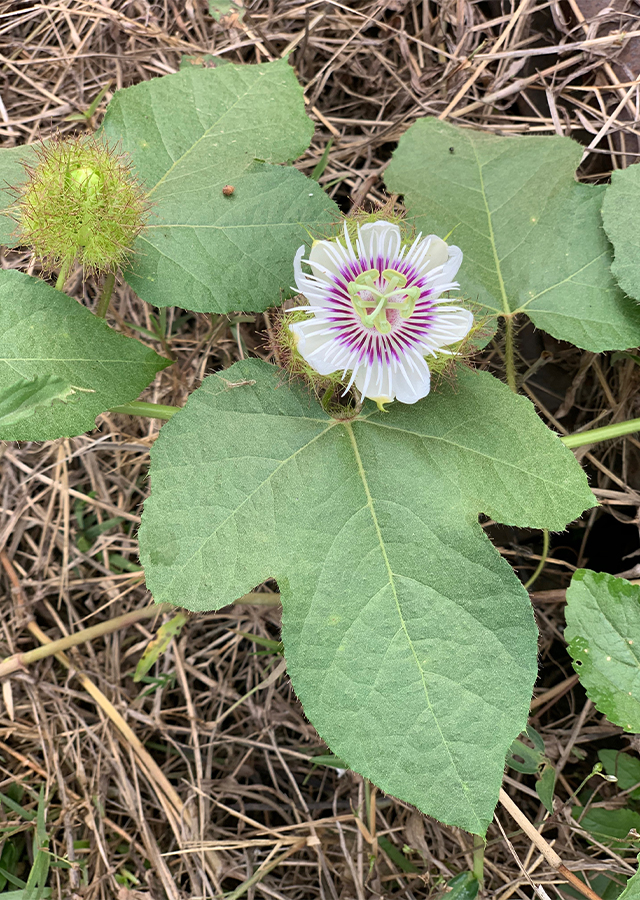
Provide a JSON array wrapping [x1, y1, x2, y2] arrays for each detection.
[[139, 358, 595, 833], [100, 59, 339, 313], [566, 570, 640, 733], [602, 166, 640, 303], [572, 806, 640, 844], [0, 270, 170, 441], [385, 118, 640, 351]]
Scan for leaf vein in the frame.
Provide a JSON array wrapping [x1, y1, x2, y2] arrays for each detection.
[[344, 422, 479, 828]]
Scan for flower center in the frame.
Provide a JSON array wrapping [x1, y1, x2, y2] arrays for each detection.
[[347, 268, 420, 335]]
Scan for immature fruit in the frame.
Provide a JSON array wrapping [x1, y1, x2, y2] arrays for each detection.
[[17, 135, 148, 274]]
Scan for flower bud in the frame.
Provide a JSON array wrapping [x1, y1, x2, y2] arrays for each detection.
[[15, 135, 147, 275]]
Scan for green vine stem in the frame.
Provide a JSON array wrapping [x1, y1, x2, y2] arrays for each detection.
[[0, 603, 171, 678], [95, 270, 115, 318], [108, 400, 179, 419], [561, 416, 640, 449], [108, 401, 640, 454], [0, 592, 281, 680], [523, 529, 550, 591], [472, 834, 485, 886]]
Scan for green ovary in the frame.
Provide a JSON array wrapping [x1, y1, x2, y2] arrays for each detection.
[[68, 166, 104, 200], [68, 167, 105, 247], [347, 268, 420, 335]]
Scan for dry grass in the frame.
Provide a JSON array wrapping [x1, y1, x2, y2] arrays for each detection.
[[1, 0, 640, 898]]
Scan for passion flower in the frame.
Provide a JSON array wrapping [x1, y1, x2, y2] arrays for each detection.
[[289, 220, 473, 408]]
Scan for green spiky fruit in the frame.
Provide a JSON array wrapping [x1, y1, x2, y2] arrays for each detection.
[[17, 136, 147, 274]]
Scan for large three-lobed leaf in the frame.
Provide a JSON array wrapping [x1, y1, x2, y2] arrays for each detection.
[[0, 270, 170, 440], [139, 359, 595, 833], [100, 59, 339, 313], [385, 118, 640, 351]]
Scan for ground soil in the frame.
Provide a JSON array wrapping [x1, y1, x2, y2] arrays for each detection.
[[1, 1, 639, 898]]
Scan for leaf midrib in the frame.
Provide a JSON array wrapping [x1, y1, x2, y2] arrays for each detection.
[[344, 421, 480, 831], [416, 136, 610, 321], [145, 71, 271, 199], [0, 358, 158, 365], [469, 142, 512, 318], [360, 417, 564, 492]]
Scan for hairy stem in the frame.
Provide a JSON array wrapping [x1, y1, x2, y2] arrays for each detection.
[[0, 593, 280, 679], [110, 396, 640, 458], [0, 603, 170, 678], [95, 270, 115, 317], [504, 315, 517, 392]]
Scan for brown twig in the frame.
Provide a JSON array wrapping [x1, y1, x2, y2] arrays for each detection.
[[0, 548, 222, 887], [0, 592, 170, 678], [499, 790, 604, 900]]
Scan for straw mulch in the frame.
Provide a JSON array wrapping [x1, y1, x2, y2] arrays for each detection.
[[1, 1, 639, 898]]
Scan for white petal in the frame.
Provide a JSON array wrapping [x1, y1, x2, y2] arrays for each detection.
[[426, 307, 474, 349], [354, 359, 386, 400], [293, 245, 307, 294], [353, 351, 431, 405], [342, 221, 358, 262], [290, 320, 348, 375], [309, 238, 348, 279], [409, 234, 449, 273], [357, 358, 394, 405], [294, 245, 351, 310], [425, 245, 464, 296], [357, 221, 402, 267], [442, 244, 463, 282], [394, 354, 431, 404]]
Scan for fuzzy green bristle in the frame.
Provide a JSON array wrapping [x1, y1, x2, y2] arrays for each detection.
[[274, 306, 356, 413], [16, 135, 148, 275]]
